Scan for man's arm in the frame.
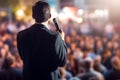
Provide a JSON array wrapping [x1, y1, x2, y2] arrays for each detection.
[[55, 34, 67, 67]]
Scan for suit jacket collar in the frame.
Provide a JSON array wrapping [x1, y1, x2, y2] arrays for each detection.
[[33, 23, 48, 30]]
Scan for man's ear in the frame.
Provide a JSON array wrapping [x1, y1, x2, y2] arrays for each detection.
[[49, 14, 51, 18]]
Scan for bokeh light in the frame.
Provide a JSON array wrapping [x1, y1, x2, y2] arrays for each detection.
[[16, 10, 24, 17]]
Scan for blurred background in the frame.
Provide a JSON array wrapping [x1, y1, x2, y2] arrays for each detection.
[[0, 0, 120, 23], [0, 0, 120, 80]]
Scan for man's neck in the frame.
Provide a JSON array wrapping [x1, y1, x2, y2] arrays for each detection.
[[36, 21, 49, 29], [42, 21, 49, 29], [86, 68, 93, 72]]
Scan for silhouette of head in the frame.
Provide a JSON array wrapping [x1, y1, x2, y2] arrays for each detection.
[[84, 58, 94, 71], [32, 1, 51, 23], [111, 56, 120, 70], [2, 57, 14, 69]]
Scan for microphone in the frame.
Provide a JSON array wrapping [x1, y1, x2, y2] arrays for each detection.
[[53, 18, 62, 33]]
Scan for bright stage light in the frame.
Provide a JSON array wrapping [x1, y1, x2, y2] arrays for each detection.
[[16, 10, 24, 17]]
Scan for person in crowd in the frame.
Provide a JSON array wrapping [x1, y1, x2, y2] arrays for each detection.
[[82, 48, 89, 59], [106, 41, 113, 52], [95, 40, 103, 55], [0, 56, 22, 80], [70, 77, 81, 80], [73, 48, 83, 60], [102, 49, 112, 70], [77, 58, 104, 80], [94, 55, 107, 74], [14, 54, 23, 70], [104, 56, 120, 80], [87, 48, 96, 59], [115, 47, 120, 58], [65, 35, 71, 48], [66, 51, 78, 76], [112, 41, 119, 54], [60, 66, 73, 80]]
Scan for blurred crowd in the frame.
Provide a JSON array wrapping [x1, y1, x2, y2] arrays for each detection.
[[0, 19, 120, 80], [0, 20, 29, 80], [60, 19, 120, 80]]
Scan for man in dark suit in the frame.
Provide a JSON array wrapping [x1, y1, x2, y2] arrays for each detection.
[[17, 1, 67, 80]]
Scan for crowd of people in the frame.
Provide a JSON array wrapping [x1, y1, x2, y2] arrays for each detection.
[[61, 19, 120, 80], [0, 18, 120, 80]]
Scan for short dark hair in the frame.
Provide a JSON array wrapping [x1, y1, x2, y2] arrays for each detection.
[[84, 59, 93, 70], [2, 57, 13, 69], [32, 1, 51, 23]]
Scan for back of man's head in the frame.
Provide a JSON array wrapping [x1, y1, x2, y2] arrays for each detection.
[[94, 55, 101, 64], [32, 1, 51, 23], [84, 58, 94, 71], [2, 57, 14, 69]]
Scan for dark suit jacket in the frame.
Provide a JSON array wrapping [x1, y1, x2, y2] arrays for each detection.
[[17, 24, 67, 80]]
